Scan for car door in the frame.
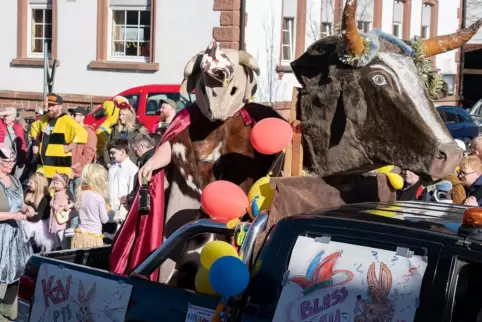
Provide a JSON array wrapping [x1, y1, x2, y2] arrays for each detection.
[[455, 110, 479, 140], [443, 110, 464, 139]]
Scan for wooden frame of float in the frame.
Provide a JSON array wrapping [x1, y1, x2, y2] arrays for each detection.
[[283, 87, 303, 177]]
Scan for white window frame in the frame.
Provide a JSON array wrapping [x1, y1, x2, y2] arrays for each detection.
[[392, 22, 401, 38], [107, 5, 151, 63], [420, 25, 429, 39], [27, 3, 52, 58], [321, 22, 332, 38], [357, 21, 371, 33], [281, 17, 295, 62]]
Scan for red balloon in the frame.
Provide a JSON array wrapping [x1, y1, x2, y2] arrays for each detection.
[[250, 118, 293, 155], [201, 181, 248, 223]]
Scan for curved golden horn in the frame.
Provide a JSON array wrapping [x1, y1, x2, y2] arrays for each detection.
[[423, 18, 482, 57], [341, 0, 366, 56], [238, 50, 260, 75]]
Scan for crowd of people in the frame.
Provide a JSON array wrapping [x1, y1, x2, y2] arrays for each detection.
[[397, 137, 482, 206], [0, 93, 167, 320]]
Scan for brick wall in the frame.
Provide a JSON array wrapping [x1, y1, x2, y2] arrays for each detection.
[[213, 0, 247, 49]]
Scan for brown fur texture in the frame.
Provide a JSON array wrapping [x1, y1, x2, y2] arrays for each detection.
[[446, 173, 467, 204], [291, 35, 461, 180]]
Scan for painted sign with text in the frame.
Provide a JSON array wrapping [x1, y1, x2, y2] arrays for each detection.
[[272, 237, 427, 322], [29, 263, 133, 322]]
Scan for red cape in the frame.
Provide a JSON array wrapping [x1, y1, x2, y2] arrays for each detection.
[[109, 108, 194, 281]]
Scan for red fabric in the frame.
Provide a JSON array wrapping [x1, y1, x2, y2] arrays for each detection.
[[416, 186, 424, 199], [0, 120, 27, 165], [109, 107, 194, 281]]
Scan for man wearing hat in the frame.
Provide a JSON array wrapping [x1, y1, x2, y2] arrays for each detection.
[[153, 99, 179, 135], [0, 107, 27, 179], [29, 93, 88, 180], [68, 106, 97, 195]]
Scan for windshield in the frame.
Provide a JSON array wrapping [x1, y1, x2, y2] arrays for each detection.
[[469, 99, 482, 116]]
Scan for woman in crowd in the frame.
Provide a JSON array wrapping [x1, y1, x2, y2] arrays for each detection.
[[0, 107, 27, 179], [0, 145, 33, 320], [72, 164, 110, 248], [458, 155, 482, 206], [102, 96, 147, 166], [397, 170, 423, 201], [23, 172, 57, 253]]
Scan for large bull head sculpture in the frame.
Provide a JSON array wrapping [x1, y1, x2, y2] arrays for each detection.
[[180, 39, 259, 121], [292, 0, 482, 181]]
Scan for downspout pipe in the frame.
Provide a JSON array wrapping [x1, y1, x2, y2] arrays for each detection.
[[459, 0, 466, 106], [240, 0, 246, 50]]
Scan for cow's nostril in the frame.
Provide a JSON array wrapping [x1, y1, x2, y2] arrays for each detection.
[[437, 150, 447, 160]]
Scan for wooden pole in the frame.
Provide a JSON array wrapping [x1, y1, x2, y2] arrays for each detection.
[[283, 87, 303, 177]]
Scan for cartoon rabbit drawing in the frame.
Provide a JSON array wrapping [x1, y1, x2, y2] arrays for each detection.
[[354, 262, 395, 322], [76, 281, 96, 322]]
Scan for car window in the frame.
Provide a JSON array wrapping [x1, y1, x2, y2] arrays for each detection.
[[122, 94, 140, 112], [445, 111, 459, 123], [438, 110, 446, 122], [457, 112, 469, 122], [145, 92, 196, 116]]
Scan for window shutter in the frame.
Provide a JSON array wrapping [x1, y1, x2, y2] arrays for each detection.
[[110, 0, 151, 7]]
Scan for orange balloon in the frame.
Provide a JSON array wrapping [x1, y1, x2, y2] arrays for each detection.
[[250, 118, 293, 155], [201, 181, 248, 223]]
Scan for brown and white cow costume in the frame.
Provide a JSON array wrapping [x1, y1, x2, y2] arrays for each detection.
[[157, 40, 285, 287]]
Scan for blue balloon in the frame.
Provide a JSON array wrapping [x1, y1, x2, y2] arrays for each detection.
[[208, 256, 250, 297]]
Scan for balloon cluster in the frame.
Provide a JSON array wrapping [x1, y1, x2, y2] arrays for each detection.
[[195, 241, 250, 297], [201, 118, 293, 224]]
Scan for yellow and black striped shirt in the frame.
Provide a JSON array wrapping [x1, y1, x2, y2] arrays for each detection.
[[30, 114, 88, 179]]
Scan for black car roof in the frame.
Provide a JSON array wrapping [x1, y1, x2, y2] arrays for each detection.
[[283, 201, 468, 237]]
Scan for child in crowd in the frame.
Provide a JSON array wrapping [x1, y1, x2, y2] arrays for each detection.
[[71, 164, 110, 248], [48, 173, 75, 249], [23, 172, 58, 252], [458, 156, 482, 206], [105, 139, 138, 242]]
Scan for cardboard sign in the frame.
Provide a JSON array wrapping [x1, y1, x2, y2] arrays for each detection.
[[185, 303, 215, 322], [30, 263, 133, 322], [273, 237, 427, 322]]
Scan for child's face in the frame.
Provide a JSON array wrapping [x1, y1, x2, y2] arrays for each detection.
[[458, 165, 480, 187], [27, 180, 37, 192], [109, 148, 127, 163], [53, 179, 65, 191]]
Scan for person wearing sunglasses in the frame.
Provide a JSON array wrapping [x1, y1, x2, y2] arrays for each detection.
[[458, 155, 482, 206]]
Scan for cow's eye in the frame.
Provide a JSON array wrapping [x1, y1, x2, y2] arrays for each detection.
[[372, 75, 387, 86]]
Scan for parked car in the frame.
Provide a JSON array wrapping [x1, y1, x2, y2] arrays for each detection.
[[16, 201, 482, 322], [437, 105, 479, 145], [468, 98, 482, 129], [84, 84, 196, 133]]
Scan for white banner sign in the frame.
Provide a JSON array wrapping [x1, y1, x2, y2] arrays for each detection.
[[30, 263, 133, 322], [273, 237, 427, 322]]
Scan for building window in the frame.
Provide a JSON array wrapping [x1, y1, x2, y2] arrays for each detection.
[[393, 0, 404, 38], [443, 74, 455, 96], [357, 21, 371, 33], [110, 9, 151, 61], [321, 22, 332, 37], [28, 7, 52, 57], [282, 17, 294, 61], [421, 4, 431, 39]]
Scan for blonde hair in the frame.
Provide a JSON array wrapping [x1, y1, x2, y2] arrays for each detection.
[[25, 172, 49, 207], [459, 155, 482, 172], [76, 164, 109, 206], [118, 108, 136, 132]]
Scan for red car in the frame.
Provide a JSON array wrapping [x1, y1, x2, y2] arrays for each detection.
[[84, 84, 195, 133]]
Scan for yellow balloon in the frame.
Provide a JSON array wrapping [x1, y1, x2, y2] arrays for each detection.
[[386, 172, 404, 190], [247, 175, 275, 219], [377, 165, 394, 174], [200, 241, 239, 270], [194, 267, 216, 295]]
